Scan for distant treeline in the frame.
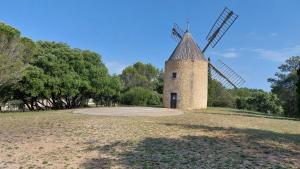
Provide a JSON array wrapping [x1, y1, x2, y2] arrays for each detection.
[[0, 22, 299, 117], [207, 56, 300, 118]]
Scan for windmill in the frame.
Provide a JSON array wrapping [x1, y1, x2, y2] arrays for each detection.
[[171, 7, 245, 89]]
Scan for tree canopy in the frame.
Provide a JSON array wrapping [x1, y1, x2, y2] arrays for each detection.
[[0, 27, 123, 110], [297, 68, 300, 116], [0, 23, 34, 87], [268, 56, 300, 117], [119, 62, 162, 106], [120, 62, 160, 90], [208, 79, 235, 108]]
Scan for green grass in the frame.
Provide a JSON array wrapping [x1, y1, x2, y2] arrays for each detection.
[[0, 108, 299, 168]]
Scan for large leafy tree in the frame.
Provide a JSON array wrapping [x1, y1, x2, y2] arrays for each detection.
[[94, 75, 123, 106], [119, 62, 162, 106], [120, 62, 160, 90], [31, 41, 114, 109], [8, 66, 47, 110], [0, 23, 35, 88], [1, 40, 121, 110], [31, 42, 89, 109], [268, 56, 300, 117], [0, 22, 130, 111]]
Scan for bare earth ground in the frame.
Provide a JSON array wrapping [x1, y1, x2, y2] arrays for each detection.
[[74, 107, 183, 117], [0, 107, 300, 169]]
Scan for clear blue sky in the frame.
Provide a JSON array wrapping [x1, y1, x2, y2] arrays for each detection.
[[1, 0, 300, 91]]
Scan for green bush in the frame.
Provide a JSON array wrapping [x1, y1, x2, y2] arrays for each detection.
[[236, 91, 283, 115], [208, 80, 235, 108], [250, 92, 283, 115], [235, 97, 248, 110], [121, 87, 162, 106]]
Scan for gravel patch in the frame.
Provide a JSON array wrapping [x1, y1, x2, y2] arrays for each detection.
[[74, 107, 183, 117]]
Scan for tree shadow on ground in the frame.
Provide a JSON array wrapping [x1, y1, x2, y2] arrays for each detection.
[[80, 124, 300, 168], [163, 123, 300, 146], [197, 109, 300, 121]]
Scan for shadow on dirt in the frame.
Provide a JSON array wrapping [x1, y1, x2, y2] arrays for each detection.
[[80, 123, 300, 168], [199, 108, 300, 121]]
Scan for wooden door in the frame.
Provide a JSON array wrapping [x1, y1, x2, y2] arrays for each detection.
[[170, 93, 177, 108]]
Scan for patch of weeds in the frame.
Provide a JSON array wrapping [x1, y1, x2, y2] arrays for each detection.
[[42, 160, 48, 164]]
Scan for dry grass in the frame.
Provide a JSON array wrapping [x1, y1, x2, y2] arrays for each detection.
[[0, 108, 300, 168]]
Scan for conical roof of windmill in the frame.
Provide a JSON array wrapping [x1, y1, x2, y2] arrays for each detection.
[[168, 32, 206, 61]]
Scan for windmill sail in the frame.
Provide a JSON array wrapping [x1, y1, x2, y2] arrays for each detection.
[[171, 23, 184, 42], [203, 7, 238, 53], [209, 59, 245, 89]]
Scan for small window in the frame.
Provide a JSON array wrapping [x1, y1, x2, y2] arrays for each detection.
[[172, 72, 177, 78]]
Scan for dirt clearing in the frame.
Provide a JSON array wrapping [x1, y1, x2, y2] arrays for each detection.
[[0, 108, 299, 168], [74, 107, 183, 117]]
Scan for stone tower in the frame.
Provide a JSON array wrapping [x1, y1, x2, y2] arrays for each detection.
[[163, 31, 208, 110]]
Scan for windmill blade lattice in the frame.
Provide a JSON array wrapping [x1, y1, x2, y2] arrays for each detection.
[[203, 7, 238, 53], [171, 23, 184, 42], [209, 59, 245, 89]]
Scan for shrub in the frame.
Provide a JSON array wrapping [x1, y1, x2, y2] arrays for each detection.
[[249, 92, 283, 115], [208, 80, 235, 108], [236, 91, 283, 115], [121, 87, 162, 106], [235, 97, 248, 110]]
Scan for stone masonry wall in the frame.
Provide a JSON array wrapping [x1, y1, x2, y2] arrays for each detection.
[[163, 59, 208, 110]]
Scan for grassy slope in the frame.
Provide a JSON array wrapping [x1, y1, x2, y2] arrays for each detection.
[[0, 108, 299, 169]]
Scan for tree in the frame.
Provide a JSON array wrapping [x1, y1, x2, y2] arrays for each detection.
[[268, 56, 300, 117], [297, 68, 300, 117], [231, 88, 283, 115], [120, 62, 160, 90], [31, 41, 115, 109], [230, 88, 262, 98], [119, 62, 163, 106], [0, 22, 134, 111], [94, 75, 123, 106], [231, 88, 262, 110], [208, 80, 235, 108], [247, 91, 283, 115], [11, 66, 47, 110], [155, 69, 164, 94], [0, 23, 33, 87], [1, 40, 120, 110]]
